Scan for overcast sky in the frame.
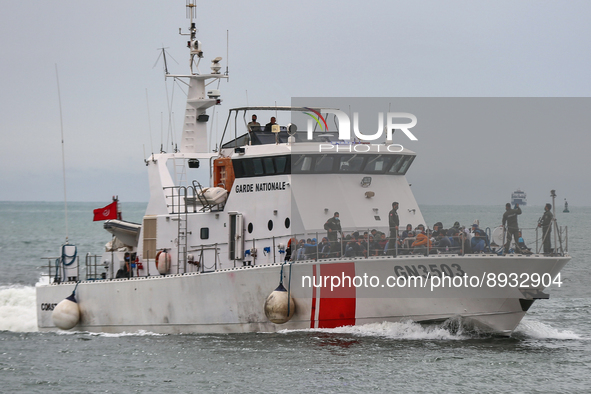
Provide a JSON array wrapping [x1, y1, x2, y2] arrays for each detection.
[[1, 0, 589, 206]]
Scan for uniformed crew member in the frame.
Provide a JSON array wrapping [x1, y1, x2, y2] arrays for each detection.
[[324, 212, 342, 257], [388, 202, 399, 255], [502, 203, 522, 253], [538, 203, 553, 254]]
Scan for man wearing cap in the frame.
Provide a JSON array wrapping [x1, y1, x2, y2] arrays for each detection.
[[388, 202, 400, 255], [502, 203, 522, 254]]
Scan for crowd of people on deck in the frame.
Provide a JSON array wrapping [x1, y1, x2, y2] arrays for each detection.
[[284, 202, 556, 261]]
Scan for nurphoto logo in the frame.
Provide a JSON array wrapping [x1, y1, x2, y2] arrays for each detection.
[[304, 108, 418, 141]]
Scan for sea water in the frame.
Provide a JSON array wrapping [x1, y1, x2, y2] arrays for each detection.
[[1, 202, 589, 392]]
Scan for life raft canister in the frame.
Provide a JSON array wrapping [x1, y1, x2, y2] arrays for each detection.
[[155, 250, 171, 275]]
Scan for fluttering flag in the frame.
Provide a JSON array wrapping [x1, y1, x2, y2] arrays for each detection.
[[93, 201, 118, 221]]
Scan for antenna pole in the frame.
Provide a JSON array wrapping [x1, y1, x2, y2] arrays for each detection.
[[55, 64, 69, 243], [225, 30, 229, 77], [161, 48, 169, 75]]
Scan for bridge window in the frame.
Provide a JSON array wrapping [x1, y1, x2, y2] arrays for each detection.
[[315, 155, 335, 173], [253, 158, 265, 176], [232, 153, 414, 178], [365, 155, 392, 173], [292, 155, 313, 173], [292, 154, 414, 175], [339, 155, 366, 172], [388, 155, 414, 174], [263, 157, 275, 174], [233, 155, 291, 178], [274, 156, 288, 173], [388, 155, 406, 174]]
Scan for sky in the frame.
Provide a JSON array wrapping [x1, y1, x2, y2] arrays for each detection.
[[1, 0, 590, 206]]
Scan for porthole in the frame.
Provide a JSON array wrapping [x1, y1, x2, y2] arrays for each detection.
[[268, 220, 274, 231], [284, 218, 290, 229], [248, 223, 253, 233]]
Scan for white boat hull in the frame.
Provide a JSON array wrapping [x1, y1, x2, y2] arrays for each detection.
[[37, 254, 568, 335]]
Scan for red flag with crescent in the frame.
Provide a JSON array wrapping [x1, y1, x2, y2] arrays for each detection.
[[93, 201, 118, 221]]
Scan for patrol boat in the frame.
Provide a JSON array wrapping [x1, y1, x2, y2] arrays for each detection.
[[511, 189, 527, 206], [37, 2, 570, 335]]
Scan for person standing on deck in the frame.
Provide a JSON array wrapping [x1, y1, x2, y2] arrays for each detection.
[[324, 212, 342, 257], [539, 203, 553, 254], [388, 202, 399, 255], [502, 203, 522, 253]]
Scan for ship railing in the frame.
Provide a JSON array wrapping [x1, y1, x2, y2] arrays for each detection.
[[185, 224, 570, 274], [188, 243, 222, 273], [534, 225, 568, 255], [40, 257, 58, 284], [40, 224, 569, 283], [40, 255, 80, 284], [85, 253, 107, 281], [285, 225, 569, 260], [490, 225, 567, 256], [41, 254, 108, 283], [188, 234, 288, 272]]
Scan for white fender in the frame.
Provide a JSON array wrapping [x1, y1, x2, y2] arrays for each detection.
[[52, 293, 80, 330], [264, 284, 295, 324]]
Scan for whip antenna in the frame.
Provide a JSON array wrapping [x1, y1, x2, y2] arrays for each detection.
[[55, 64, 69, 243], [225, 30, 229, 77]]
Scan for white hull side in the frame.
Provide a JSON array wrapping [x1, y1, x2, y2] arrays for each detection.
[[37, 255, 568, 335]]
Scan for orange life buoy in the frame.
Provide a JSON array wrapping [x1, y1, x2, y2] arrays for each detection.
[[155, 251, 171, 275]]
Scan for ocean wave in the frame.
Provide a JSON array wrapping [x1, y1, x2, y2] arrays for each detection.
[[280, 320, 468, 340], [0, 285, 38, 332], [514, 319, 583, 340], [55, 329, 167, 337]]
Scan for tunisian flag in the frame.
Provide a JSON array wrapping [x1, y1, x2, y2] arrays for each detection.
[[93, 201, 118, 221]]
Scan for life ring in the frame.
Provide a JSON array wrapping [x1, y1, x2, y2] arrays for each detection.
[[155, 251, 171, 275]]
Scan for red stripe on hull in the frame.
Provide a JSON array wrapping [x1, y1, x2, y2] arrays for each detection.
[[316, 262, 356, 328], [310, 265, 317, 328]]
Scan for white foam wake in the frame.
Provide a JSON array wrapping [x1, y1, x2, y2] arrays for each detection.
[[283, 318, 586, 341], [514, 319, 583, 340], [281, 321, 467, 340], [55, 330, 166, 337], [0, 285, 38, 332]]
